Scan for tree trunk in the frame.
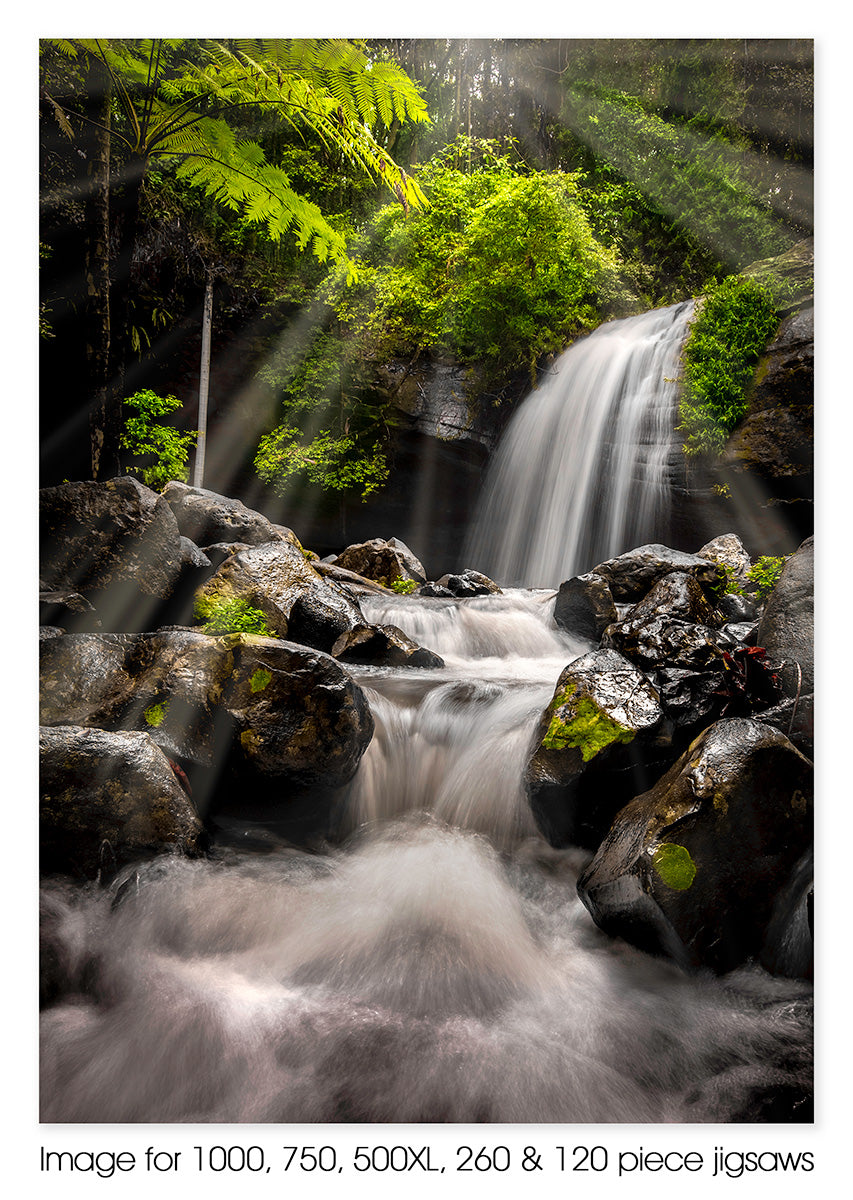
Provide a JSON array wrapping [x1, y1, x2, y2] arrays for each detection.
[[83, 60, 119, 480], [193, 275, 214, 489]]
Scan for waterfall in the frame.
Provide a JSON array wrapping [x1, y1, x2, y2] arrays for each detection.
[[465, 301, 694, 587]]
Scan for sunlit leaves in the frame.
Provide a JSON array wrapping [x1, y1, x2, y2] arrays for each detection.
[[40, 37, 429, 275]]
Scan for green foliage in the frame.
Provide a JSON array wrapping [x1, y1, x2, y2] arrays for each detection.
[[193, 594, 275, 637], [120, 389, 196, 490], [679, 276, 778, 456], [746, 555, 787, 600], [44, 38, 429, 280], [253, 139, 627, 502], [711, 564, 744, 597], [560, 43, 802, 300], [347, 143, 624, 380], [390, 578, 418, 594], [254, 426, 389, 498]]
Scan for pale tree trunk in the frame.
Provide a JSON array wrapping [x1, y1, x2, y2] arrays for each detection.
[[84, 60, 119, 480], [193, 275, 214, 488]]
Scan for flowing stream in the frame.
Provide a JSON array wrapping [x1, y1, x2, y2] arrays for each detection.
[[39, 306, 811, 1124]]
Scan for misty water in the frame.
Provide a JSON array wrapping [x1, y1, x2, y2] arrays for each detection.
[[39, 307, 812, 1124]]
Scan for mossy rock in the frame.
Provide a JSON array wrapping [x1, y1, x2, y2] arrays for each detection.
[[526, 648, 668, 848], [577, 717, 813, 972]]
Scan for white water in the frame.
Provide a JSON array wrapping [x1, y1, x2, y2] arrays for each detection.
[[465, 302, 694, 587], [40, 591, 812, 1123]]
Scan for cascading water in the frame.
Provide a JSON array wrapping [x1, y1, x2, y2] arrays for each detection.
[[40, 591, 812, 1124], [464, 301, 694, 587]]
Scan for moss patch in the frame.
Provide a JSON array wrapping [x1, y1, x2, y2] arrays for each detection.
[[144, 701, 169, 728], [542, 685, 635, 762], [249, 667, 272, 693], [652, 843, 697, 890]]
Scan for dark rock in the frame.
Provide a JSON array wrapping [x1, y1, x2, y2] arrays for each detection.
[[650, 665, 728, 729], [592, 543, 725, 601], [720, 621, 759, 644], [716, 592, 758, 622], [40, 477, 184, 602], [553, 573, 617, 641], [195, 540, 364, 652], [220, 636, 375, 791], [760, 848, 813, 980], [602, 614, 737, 672], [723, 306, 813, 499], [335, 537, 427, 586], [39, 630, 375, 803], [313, 560, 397, 596], [577, 718, 813, 972], [332, 624, 445, 669], [754, 692, 814, 758], [200, 541, 252, 570], [526, 648, 667, 849], [756, 537, 813, 697], [434, 569, 502, 597], [40, 724, 206, 878], [39, 587, 99, 629], [625, 570, 722, 628], [179, 536, 211, 569], [162, 481, 289, 547]]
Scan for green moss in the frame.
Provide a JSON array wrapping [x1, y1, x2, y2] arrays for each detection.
[[652, 843, 697, 890], [249, 667, 272, 693], [144, 700, 169, 728], [542, 685, 635, 762]]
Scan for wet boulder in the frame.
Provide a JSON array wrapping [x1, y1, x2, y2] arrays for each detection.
[[649, 665, 728, 730], [161, 481, 289, 547], [335, 537, 426, 586], [39, 630, 375, 805], [553, 572, 617, 641], [194, 540, 364, 652], [40, 725, 205, 879], [40, 476, 184, 604], [623, 570, 722, 628], [577, 718, 813, 973], [332, 624, 445, 669], [602, 613, 736, 672], [756, 537, 814, 696], [592, 543, 725, 601], [219, 635, 375, 791], [434, 569, 502, 597], [525, 648, 668, 849]]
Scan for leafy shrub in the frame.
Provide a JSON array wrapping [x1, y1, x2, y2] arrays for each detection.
[[746, 555, 787, 600], [193, 594, 275, 636], [390, 578, 418, 594], [678, 276, 778, 456], [121, 389, 196, 490]]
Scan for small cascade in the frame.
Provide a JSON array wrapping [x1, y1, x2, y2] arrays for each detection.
[[340, 590, 588, 846], [465, 301, 694, 587]]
